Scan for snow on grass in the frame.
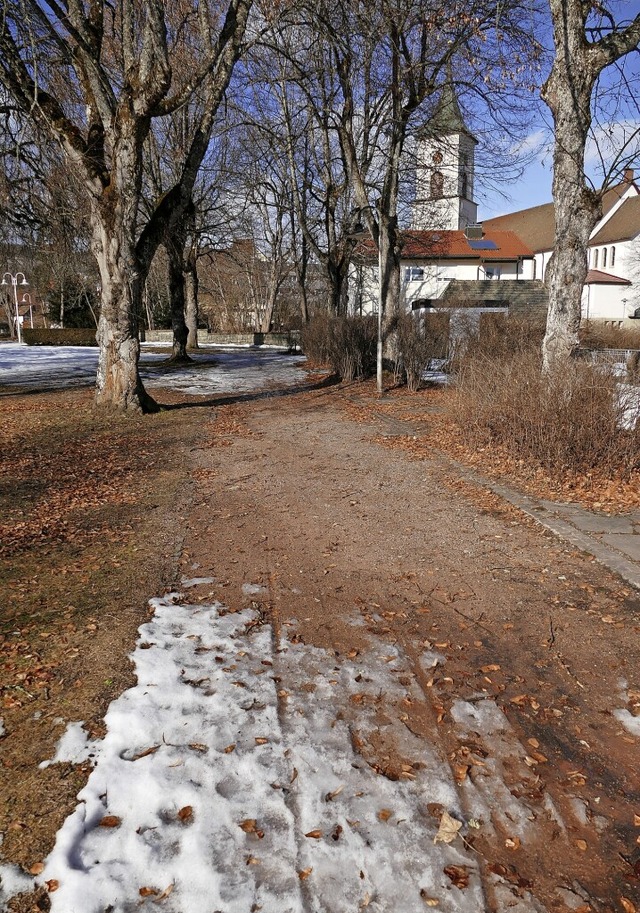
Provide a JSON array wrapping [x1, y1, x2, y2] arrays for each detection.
[[614, 680, 640, 737], [17, 590, 510, 913], [0, 343, 307, 396]]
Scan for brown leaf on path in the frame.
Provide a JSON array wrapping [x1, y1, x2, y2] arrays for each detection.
[[99, 815, 122, 828], [434, 812, 462, 845], [45, 880, 59, 893], [255, 737, 269, 745], [177, 806, 193, 823], [377, 809, 393, 822], [443, 864, 470, 888], [223, 743, 236, 753], [240, 819, 264, 838], [131, 745, 160, 761], [305, 829, 323, 838], [155, 883, 175, 901], [298, 867, 313, 880], [139, 886, 160, 897], [29, 862, 44, 875]]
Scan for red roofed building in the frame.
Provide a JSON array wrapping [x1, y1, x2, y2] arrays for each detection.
[[352, 80, 640, 327], [485, 170, 640, 326]]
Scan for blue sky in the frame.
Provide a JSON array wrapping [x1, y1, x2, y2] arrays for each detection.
[[478, 1, 640, 219]]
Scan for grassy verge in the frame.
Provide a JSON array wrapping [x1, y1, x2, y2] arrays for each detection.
[[0, 387, 207, 901]]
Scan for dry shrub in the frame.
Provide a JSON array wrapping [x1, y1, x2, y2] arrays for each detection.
[[580, 321, 640, 351], [395, 311, 450, 391], [450, 350, 640, 477], [300, 315, 377, 381]]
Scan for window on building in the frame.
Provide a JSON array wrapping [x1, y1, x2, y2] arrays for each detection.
[[602, 248, 607, 268], [593, 249, 598, 268], [430, 170, 444, 200], [484, 265, 501, 280], [405, 266, 424, 282], [611, 246, 616, 267], [532, 259, 537, 279]]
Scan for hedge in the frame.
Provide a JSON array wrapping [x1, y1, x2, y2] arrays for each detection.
[[23, 328, 98, 346]]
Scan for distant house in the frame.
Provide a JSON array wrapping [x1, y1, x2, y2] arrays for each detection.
[[484, 171, 640, 327]]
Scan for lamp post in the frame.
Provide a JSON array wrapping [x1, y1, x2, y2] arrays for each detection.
[[1, 272, 28, 343], [21, 292, 33, 329]]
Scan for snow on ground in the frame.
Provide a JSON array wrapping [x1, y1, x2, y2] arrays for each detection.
[[0, 584, 553, 913], [1, 584, 558, 913], [0, 343, 307, 395]]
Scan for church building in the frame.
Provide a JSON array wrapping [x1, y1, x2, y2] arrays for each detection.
[[352, 81, 640, 327]]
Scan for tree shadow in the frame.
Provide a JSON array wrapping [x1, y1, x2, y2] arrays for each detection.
[[156, 372, 340, 411]]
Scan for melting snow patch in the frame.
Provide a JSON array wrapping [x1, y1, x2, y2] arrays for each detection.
[[0, 863, 34, 908], [180, 576, 216, 588], [0, 718, 4, 737], [16, 592, 501, 913], [39, 721, 98, 769], [242, 583, 268, 596]]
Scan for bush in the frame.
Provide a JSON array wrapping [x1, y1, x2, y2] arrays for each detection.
[[395, 311, 450, 392], [450, 350, 639, 477], [580, 321, 640, 351], [301, 315, 377, 381], [23, 328, 98, 346]]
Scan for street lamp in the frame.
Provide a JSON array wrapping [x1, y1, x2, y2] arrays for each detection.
[[21, 293, 33, 329], [1, 272, 28, 344]]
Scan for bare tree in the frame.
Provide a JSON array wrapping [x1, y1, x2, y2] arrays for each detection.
[[0, 0, 254, 410], [541, 2, 640, 371]]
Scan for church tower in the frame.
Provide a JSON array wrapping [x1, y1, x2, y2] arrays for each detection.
[[413, 80, 478, 231]]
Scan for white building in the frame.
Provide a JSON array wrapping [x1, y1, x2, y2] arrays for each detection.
[[352, 81, 546, 319], [485, 171, 640, 327]]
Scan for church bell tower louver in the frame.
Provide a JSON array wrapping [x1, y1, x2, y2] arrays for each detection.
[[413, 79, 478, 231]]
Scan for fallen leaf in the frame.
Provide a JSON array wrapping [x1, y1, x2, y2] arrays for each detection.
[[131, 745, 160, 761], [155, 883, 175, 901], [305, 829, 323, 838], [505, 837, 521, 850], [378, 809, 393, 822], [177, 806, 193, 823], [99, 815, 121, 828], [246, 856, 260, 865], [434, 811, 462, 845], [188, 743, 208, 753], [443, 864, 469, 889], [223, 743, 236, 753], [621, 899, 636, 913], [576, 839, 587, 851], [139, 887, 159, 897], [420, 892, 439, 907], [481, 664, 501, 673], [454, 763, 470, 783], [527, 738, 540, 749], [634, 815, 640, 827], [29, 863, 44, 876], [298, 867, 313, 880], [255, 737, 269, 745], [325, 784, 343, 801], [331, 824, 343, 841]]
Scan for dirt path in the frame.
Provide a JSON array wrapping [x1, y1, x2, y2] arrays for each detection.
[[180, 384, 640, 913]]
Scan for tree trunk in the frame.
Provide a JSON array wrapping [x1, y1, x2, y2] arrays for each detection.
[[185, 244, 199, 349], [167, 241, 190, 363], [541, 58, 600, 372], [94, 231, 156, 412]]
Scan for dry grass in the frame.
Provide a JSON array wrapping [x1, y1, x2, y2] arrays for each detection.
[[450, 347, 640, 479], [301, 315, 377, 381]]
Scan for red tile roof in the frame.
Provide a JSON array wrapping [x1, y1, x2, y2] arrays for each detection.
[[585, 269, 631, 286], [355, 229, 533, 261]]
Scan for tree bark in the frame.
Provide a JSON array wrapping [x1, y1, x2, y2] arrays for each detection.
[[185, 243, 199, 349], [541, 1, 640, 372], [167, 241, 191, 363]]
